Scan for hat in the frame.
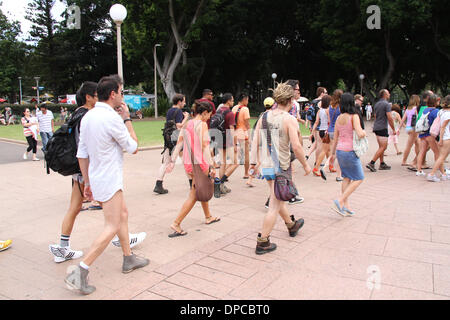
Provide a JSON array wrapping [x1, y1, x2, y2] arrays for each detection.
[[263, 97, 275, 107]]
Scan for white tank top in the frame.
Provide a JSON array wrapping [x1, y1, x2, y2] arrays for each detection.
[[319, 108, 329, 130]]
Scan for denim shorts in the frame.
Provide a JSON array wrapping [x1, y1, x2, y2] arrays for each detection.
[[261, 167, 276, 180], [336, 150, 364, 181]]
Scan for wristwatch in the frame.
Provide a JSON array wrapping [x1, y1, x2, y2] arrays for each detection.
[[124, 118, 132, 123]]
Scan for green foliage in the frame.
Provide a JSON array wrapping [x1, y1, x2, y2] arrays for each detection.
[[141, 106, 154, 118], [0, 103, 77, 115]]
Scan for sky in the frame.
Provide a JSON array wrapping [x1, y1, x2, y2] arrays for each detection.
[[0, 0, 66, 40]]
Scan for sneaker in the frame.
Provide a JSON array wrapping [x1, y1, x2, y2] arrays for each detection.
[[122, 253, 150, 273], [343, 207, 355, 217], [0, 239, 12, 252], [49, 245, 83, 263], [366, 162, 377, 172], [111, 232, 146, 248], [416, 170, 426, 177], [445, 168, 450, 175], [289, 196, 304, 205], [23, 152, 27, 160], [441, 174, 449, 181], [65, 265, 96, 295], [255, 233, 277, 255], [379, 163, 391, 170], [336, 176, 343, 182], [220, 183, 231, 194], [427, 174, 440, 182], [286, 215, 305, 237], [313, 168, 321, 176], [32, 157, 40, 161], [332, 200, 348, 217], [264, 197, 270, 209]]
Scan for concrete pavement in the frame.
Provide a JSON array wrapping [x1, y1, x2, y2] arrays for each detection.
[[0, 123, 449, 300]]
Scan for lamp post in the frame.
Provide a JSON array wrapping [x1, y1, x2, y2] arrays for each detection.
[[359, 74, 365, 95], [34, 76, 40, 105], [154, 43, 161, 118], [109, 4, 127, 82], [317, 82, 321, 87], [18, 77, 22, 104], [271, 73, 277, 89]]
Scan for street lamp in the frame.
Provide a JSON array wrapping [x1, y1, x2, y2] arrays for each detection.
[[359, 74, 365, 95], [109, 4, 127, 82], [271, 73, 277, 88], [34, 76, 40, 105], [154, 43, 162, 118], [317, 82, 321, 87], [18, 77, 22, 104]]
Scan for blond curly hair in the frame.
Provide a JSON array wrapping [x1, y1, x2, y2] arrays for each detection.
[[272, 82, 294, 106]]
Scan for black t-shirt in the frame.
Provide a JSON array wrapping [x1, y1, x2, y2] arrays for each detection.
[[166, 107, 183, 124]]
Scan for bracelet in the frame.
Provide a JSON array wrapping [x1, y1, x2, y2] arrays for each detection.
[[124, 118, 132, 123]]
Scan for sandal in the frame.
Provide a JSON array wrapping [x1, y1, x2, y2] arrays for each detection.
[[168, 230, 188, 238], [407, 167, 418, 172], [205, 217, 221, 225], [329, 165, 337, 173]]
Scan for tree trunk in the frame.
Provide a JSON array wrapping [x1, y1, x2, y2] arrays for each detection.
[[377, 29, 395, 92]]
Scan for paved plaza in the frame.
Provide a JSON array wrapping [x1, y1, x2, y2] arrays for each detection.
[[0, 125, 449, 300]]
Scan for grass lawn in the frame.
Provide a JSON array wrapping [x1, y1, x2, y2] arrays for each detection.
[[0, 118, 311, 147]]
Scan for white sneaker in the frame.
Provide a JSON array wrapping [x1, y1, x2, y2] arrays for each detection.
[[445, 168, 450, 175], [441, 174, 449, 181], [416, 170, 426, 177], [427, 174, 440, 182], [111, 232, 146, 248], [23, 152, 28, 160], [32, 157, 40, 161], [49, 244, 83, 263]]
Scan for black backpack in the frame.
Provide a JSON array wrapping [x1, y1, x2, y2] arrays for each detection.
[[210, 108, 231, 133], [45, 108, 88, 176], [162, 108, 182, 154]]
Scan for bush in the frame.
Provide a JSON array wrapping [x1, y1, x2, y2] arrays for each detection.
[[141, 106, 154, 118], [0, 103, 77, 116]]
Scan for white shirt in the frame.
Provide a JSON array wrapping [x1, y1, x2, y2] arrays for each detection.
[[36, 109, 54, 132], [77, 102, 138, 202], [441, 111, 450, 141]]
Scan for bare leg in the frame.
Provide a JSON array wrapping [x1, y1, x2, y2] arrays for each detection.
[[372, 136, 388, 164], [416, 138, 428, 172], [338, 180, 364, 210], [261, 180, 292, 238], [82, 191, 127, 266], [171, 181, 197, 232], [61, 181, 84, 236], [402, 131, 417, 165], [430, 140, 450, 176]]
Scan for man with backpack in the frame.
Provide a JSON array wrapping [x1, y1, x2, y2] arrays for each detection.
[[64, 75, 149, 295], [210, 93, 238, 196], [232, 94, 251, 178], [154, 94, 189, 194], [48, 82, 146, 266]]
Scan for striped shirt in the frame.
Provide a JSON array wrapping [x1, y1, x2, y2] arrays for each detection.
[[36, 109, 54, 132], [22, 116, 38, 137]]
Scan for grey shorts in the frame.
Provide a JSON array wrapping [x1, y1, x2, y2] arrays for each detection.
[[329, 132, 335, 140]]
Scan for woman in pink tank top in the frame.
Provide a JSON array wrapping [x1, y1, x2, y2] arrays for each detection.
[[331, 93, 366, 217], [165, 100, 220, 237]]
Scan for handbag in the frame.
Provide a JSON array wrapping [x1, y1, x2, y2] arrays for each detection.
[[262, 112, 298, 201], [322, 132, 330, 143], [430, 110, 443, 137], [352, 115, 369, 159], [184, 125, 213, 202]]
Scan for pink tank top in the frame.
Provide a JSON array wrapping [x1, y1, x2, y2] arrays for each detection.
[[183, 120, 210, 174], [336, 116, 354, 152]]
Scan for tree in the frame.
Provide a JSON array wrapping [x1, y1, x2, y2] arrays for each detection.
[[0, 4, 27, 101]]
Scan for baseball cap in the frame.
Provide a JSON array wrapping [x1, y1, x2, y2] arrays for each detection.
[[263, 97, 275, 107]]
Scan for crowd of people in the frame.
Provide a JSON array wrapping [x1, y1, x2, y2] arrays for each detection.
[[1, 74, 449, 296]]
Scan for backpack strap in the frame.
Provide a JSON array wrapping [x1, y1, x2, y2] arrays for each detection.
[[234, 106, 244, 128]]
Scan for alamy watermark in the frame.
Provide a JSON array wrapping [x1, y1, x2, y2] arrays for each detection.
[[366, 5, 381, 30], [67, 5, 81, 30]]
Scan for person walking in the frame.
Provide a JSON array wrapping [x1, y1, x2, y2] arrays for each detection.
[[21, 108, 40, 161], [165, 100, 221, 237], [327, 89, 343, 181], [366, 89, 396, 172], [198, 89, 216, 128], [154, 93, 189, 194], [416, 94, 441, 177], [400, 95, 420, 167], [215, 93, 239, 194], [232, 94, 251, 179], [49, 82, 146, 264], [388, 104, 403, 155], [249, 82, 311, 255], [427, 95, 450, 181], [365, 103, 372, 121], [331, 93, 366, 216], [311, 94, 331, 177], [35, 103, 54, 152], [65, 75, 149, 295]]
